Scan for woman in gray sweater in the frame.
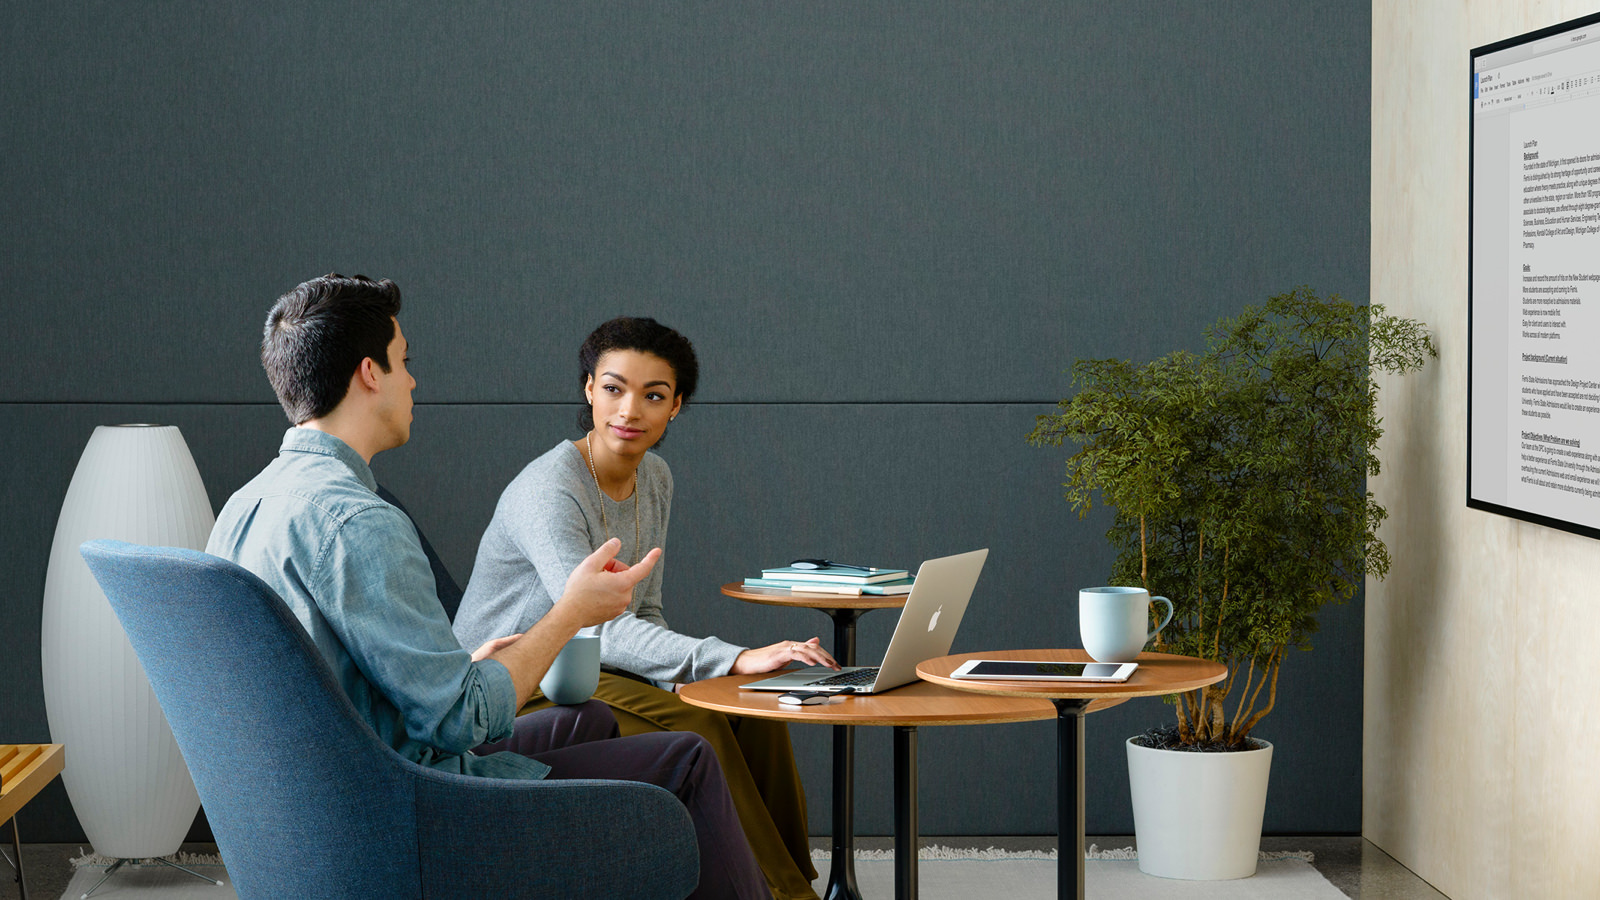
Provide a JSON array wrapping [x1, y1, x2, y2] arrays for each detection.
[[454, 317, 831, 900]]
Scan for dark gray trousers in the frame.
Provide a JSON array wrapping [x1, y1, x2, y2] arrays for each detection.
[[479, 700, 771, 900]]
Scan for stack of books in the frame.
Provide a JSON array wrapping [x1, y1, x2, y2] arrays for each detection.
[[743, 564, 914, 596]]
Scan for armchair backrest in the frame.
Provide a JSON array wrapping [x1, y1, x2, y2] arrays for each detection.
[[80, 540, 427, 897]]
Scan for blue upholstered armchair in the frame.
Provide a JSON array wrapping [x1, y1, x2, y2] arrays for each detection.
[[79, 540, 699, 900]]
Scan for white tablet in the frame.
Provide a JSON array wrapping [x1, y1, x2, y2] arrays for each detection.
[[950, 659, 1138, 682]]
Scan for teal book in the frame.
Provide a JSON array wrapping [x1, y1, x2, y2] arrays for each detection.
[[856, 577, 915, 595], [758, 565, 909, 585], [743, 578, 862, 595], [743, 576, 915, 595]]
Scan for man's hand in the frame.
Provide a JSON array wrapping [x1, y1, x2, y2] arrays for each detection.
[[472, 633, 523, 662], [729, 637, 839, 675], [562, 537, 662, 627], [488, 538, 662, 705]]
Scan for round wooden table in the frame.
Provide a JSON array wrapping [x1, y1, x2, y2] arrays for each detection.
[[679, 675, 1058, 900], [720, 583, 907, 900], [917, 650, 1227, 900]]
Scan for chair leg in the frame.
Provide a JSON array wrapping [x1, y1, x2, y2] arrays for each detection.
[[3, 816, 28, 900]]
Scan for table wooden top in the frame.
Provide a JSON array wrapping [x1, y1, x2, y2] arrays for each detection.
[[0, 744, 65, 822], [721, 582, 908, 611], [679, 673, 1129, 726], [917, 649, 1227, 700]]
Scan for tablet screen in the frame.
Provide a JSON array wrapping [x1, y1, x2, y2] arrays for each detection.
[[967, 661, 1124, 679]]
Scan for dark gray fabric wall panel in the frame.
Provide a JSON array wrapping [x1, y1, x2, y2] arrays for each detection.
[[1, 0, 1369, 842], [2, 1, 1367, 403], [2, 401, 1360, 839]]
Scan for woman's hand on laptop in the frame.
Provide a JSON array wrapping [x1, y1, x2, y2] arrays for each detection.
[[731, 637, 839, 675]]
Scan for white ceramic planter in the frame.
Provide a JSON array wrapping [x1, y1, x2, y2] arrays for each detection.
[[1126, 736, 1273, 880], [40, 425, 213, 858]]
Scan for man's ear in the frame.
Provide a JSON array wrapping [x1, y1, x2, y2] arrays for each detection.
[[354, 357, 384, 394]]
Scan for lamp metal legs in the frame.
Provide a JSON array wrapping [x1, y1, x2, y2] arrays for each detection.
[[79, 858, 124, 899], [80, 855, 224, 899]]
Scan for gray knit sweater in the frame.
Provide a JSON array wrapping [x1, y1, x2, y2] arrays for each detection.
[[453, 440, 745, 683]]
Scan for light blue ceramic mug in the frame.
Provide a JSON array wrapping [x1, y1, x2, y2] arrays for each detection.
[[539, 633, 601, 705], [1079, 586, 1174, 663]]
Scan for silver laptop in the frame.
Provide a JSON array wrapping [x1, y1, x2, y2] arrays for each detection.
[[741, 548, 988, 694]]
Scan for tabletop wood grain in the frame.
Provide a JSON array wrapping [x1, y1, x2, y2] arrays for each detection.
[[678, 674, 1129, 726]]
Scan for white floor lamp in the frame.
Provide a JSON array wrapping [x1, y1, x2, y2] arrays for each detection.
[[40, 425, 219, 893]]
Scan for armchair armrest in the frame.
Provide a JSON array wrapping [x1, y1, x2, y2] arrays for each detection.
[[413, 769, 698, 899]]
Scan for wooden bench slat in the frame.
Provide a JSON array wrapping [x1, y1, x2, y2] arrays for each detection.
[[0, 744, 66, 823]]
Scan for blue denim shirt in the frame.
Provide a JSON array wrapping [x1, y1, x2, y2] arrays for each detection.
[[207, 428, 548, 780]]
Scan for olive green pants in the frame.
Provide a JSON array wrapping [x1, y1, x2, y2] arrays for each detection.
[[522, 673, 819, 900]]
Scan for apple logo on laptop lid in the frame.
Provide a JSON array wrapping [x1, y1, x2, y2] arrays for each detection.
[[927, 605, 943, 632]]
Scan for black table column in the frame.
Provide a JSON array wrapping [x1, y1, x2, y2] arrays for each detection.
[[821, 608, 865, 900], [893, 725, 919, 900], [1054, 699, 1091, 900]]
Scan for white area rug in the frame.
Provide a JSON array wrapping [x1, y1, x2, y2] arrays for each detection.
[[60, 846, 1345, 899], [809, 846, 1349, 900], [63, 853, 233, 899]]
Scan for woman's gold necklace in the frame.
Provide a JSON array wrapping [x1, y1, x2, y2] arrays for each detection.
[[586, 430, 639, 565]]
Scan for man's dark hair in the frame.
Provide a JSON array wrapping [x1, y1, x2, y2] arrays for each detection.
[[261, 273, 402, 424], [577, 317, 699, 437]]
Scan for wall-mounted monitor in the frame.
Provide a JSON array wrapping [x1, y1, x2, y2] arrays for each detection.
[[1470, 11, 1600, 538]]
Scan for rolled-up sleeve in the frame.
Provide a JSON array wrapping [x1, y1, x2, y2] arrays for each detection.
[[314, 506, 518, 754]]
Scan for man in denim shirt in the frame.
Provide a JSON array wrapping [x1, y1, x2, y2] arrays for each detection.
[[209, 273, 769, 900]]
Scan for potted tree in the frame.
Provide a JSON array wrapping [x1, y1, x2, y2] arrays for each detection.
[[1027, 287, 1435, 879]]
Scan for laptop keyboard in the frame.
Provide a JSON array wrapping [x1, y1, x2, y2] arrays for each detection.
[[811, 668, 879, 687]]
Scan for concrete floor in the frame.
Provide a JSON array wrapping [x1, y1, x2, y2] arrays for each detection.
[[809, 836, 1450, 899], [3, 836, 1448, 899]]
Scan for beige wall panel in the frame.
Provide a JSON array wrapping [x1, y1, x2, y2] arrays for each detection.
[[1510, 526, 1600, 897], [1371, 2, 1600, 899]]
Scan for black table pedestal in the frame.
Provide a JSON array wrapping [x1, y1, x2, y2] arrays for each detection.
[[820, 608, 866, 900], [893, 726, 919, 900], [1055, 698, 1091, 900]]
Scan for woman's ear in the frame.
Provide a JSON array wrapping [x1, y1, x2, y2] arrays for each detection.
[[669, 394, 683, 421], [583, 374, 595, 407]]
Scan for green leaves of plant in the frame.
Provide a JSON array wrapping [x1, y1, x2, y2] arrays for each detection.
[[1028, 287, 1436, 745]]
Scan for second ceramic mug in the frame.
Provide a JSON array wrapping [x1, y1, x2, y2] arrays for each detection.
[[1079, 586, 1174, 663], [540, 633, 601, 705]]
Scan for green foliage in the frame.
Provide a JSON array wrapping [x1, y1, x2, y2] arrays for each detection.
[[1027, 287, 1435, 747]]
